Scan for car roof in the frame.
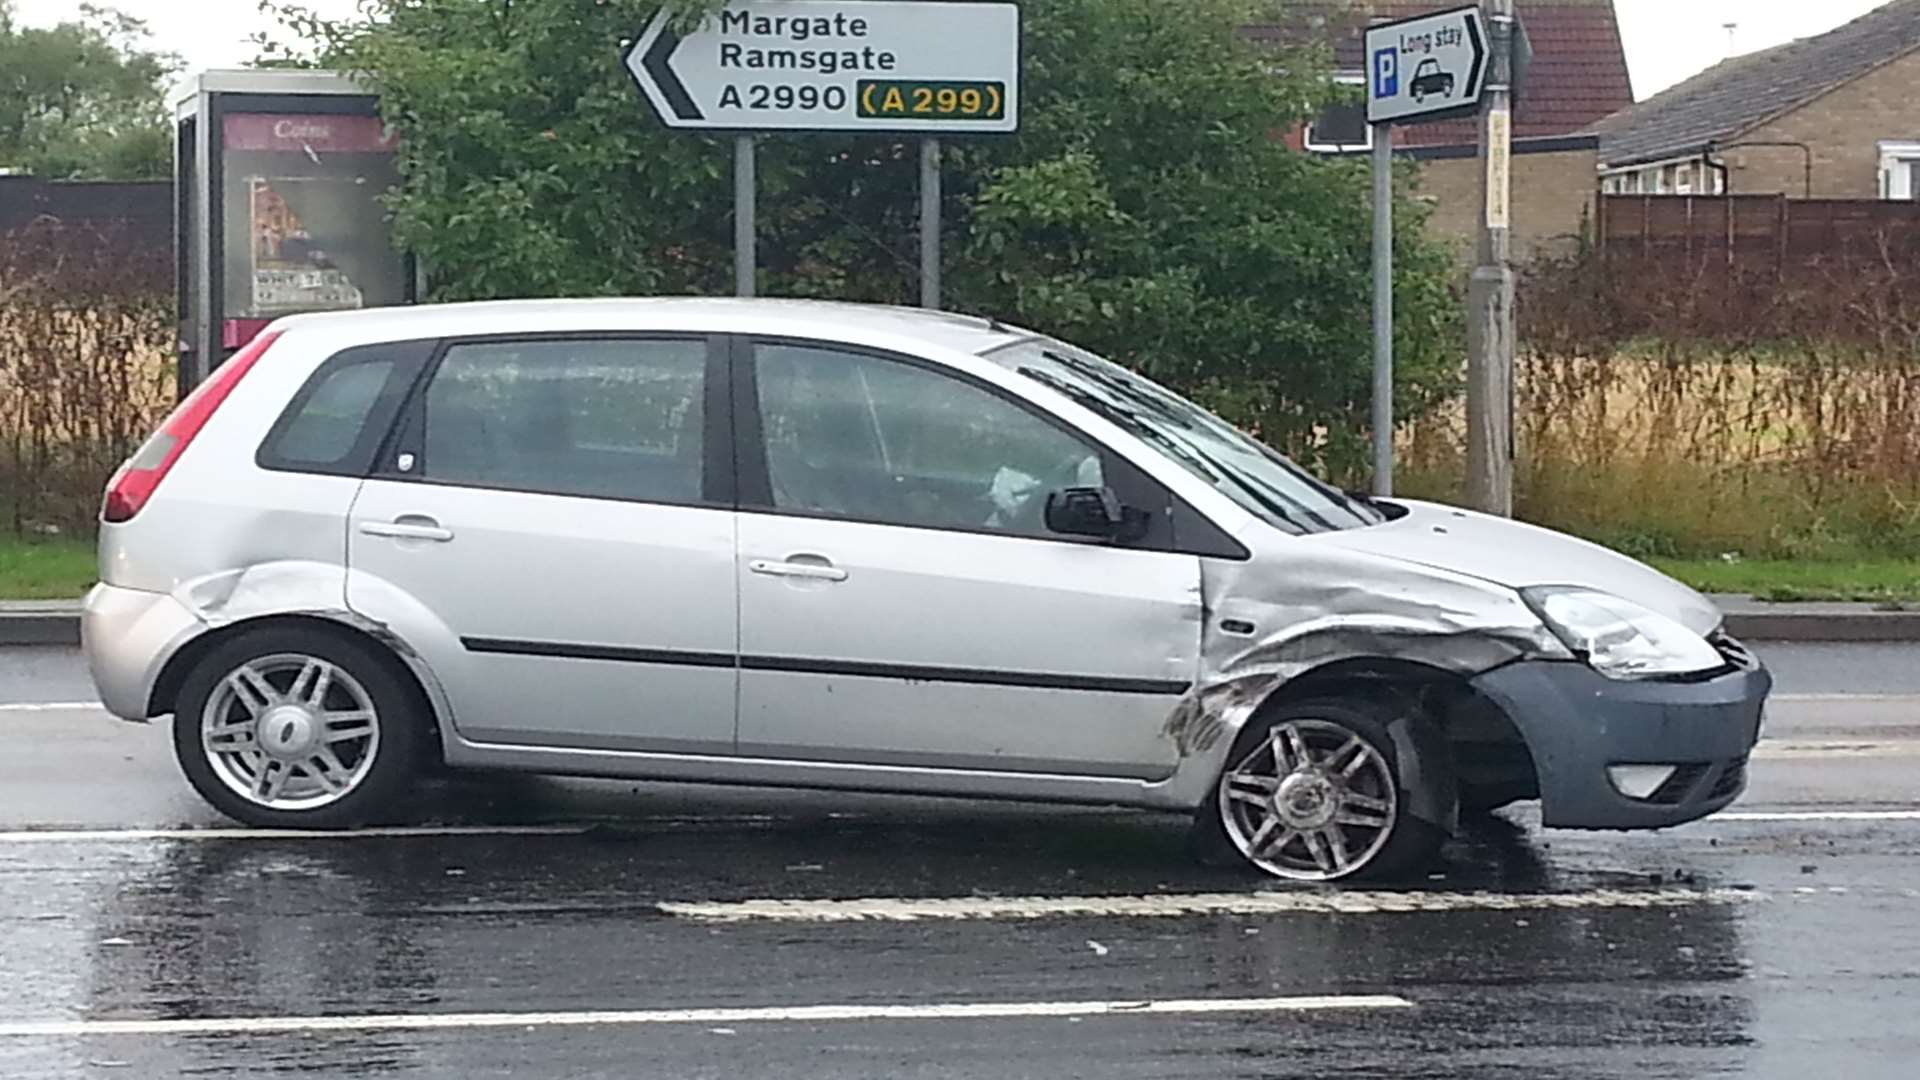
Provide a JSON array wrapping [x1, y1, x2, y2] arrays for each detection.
[[273, 298, 1028, 357]]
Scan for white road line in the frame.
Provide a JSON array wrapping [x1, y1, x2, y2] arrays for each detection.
[[1, 692, 1911, 713], [658, 888, 1758, 924], [0, 995, 1413, 1038], [0, 825, 592, 844], [1717, 810, 1920, 822], [1772, 694, 1920, 704], [1752, 740, 1920, 759]]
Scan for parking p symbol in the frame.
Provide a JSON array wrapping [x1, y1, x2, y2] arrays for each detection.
[[1373, 47, 1399, 98]]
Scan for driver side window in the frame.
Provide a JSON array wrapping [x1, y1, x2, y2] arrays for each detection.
[[753, 342, 1102, 538]]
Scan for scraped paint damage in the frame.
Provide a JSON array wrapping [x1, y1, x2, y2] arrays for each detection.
[[1146, 544, 1569, 812]]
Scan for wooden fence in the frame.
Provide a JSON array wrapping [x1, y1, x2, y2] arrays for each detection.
[[1598, 194, 1920, 271]]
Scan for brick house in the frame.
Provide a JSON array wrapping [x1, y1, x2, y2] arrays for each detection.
[[1590, 0, 1920, 200], [1256, 0, 1635, 260]]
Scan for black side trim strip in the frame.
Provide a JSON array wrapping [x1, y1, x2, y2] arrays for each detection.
[[738, 655, 1190, 696], [464, 638, 736, 670], [460, 638, 1190, 696]]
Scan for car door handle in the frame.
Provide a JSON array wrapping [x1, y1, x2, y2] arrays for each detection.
[[359, 519, 454, 543], [749, 559, 848, 583]]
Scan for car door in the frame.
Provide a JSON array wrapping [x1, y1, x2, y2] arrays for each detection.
[[346, 333, 739, 755], [734, 338, 1202, 781]]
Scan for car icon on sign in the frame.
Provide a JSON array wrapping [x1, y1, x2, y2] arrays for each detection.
[[1410, 59, 1455, 102]]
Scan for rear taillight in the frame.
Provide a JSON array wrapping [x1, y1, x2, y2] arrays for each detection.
[[103, 330, 284, 523]]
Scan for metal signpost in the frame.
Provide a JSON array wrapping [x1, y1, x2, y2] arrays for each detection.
[[1364, 4, 1488, 498], [1468, 0, 1518, 518], [625, 1, 1021, 306]]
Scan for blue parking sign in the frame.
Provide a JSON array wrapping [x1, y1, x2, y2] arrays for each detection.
[[1373, 47, 1399, 99]]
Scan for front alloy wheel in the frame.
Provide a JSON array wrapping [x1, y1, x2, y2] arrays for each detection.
[[1207, 699, 1446, 882]]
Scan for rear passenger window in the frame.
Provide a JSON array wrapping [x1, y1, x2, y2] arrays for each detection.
[[258, 339, 434, 477], [272, 361, 393, 464], [419, 338, 707, 504]]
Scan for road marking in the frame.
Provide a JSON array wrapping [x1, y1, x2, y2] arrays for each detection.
[[1754, 740, 1920, 759], [0, 995, 1413, 1038], [1717, 810, 1920, 822], [1772, 694, 1920, 704], [658, 888, 1758, 924], [0, 825, 593, 844], [3, 692, 1913, 713]]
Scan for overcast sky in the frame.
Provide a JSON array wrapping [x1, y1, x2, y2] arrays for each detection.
[[8, 0, 1903, 102]]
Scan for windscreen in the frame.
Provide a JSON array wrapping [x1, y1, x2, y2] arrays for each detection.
[[982, 337, 1384, 535]]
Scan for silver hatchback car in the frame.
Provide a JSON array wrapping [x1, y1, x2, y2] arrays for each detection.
[[84, 299, 1769, 882]]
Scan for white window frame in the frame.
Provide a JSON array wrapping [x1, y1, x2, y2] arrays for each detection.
[[1880, 140, 1920, 200], [1303, 73, 1373, 154]]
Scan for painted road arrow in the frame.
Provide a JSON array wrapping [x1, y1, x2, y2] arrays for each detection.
[[622, 2, 1021, 134]]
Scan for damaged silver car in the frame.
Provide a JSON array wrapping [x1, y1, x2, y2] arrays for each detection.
[[83, 299, 1770, 882]]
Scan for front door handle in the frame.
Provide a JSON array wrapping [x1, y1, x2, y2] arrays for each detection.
[[359, 518, 454, 543], [749, 559, 848, 583]]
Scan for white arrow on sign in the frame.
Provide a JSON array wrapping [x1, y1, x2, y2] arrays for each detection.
[[1364, 5, 1488, 125], [623, 1, 1021, 134]]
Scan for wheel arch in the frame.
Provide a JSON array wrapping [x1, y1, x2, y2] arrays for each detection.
[[148, 614, 446, 757], [1240, 656, 1540, 832]]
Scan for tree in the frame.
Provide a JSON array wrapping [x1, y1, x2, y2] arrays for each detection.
[[275, 0, 1461, 477], [0, 1, 177, 180]]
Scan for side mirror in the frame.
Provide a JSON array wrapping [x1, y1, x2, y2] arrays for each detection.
[[1044, 486, 1150, 543]]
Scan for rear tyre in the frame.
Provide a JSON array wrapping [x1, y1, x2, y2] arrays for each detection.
[[173, 625, 424, 829], [1195, 696, 1446, 883]]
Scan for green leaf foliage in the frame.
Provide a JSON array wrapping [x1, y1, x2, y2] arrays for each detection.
[[0, 1, 177, 179], [283, 0, 1461, 477]]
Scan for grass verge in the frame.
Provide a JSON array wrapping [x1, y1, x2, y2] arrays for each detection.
[[1648, 558, 1920, 606], [0, 535, 96, 601], [2, 535, 1915, 607]]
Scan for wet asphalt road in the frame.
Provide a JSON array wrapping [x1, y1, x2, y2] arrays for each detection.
[[2, 643, 1918, 1078]]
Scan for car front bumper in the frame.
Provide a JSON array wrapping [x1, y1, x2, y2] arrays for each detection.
[[82, 583, 205, 721], [1470, 653, 1770, 830]]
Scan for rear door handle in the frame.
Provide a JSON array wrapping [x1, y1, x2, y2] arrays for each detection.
[[749, 559, 848, 583], [359, 519, 454, 543]]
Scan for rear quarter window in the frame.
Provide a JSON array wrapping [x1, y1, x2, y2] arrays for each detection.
[[256, 338, 437, 477]]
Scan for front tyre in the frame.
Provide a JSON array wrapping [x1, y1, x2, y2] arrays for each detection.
[[173, 625, 423, 829], [1200, 697, 1445, 883]]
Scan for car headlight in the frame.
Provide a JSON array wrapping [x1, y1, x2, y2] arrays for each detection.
[[1520, 587, 1723, 680]]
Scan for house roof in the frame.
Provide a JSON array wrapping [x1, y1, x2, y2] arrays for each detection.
[[1249, 0, 1634, 147], [1590, 0, 1920, 168]]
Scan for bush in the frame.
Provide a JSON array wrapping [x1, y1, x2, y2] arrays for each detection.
[[0, 220, 173, 536], [281, 0, 1464, 481], [1403, 247, 1920, 559]]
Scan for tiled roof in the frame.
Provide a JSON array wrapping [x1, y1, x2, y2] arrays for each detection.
[[1248, 0, 1634, 147], [1590, 0, 1920, 167]]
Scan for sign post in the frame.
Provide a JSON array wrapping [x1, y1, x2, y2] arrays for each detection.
[[920, 138, 942, 308], [1466, 0, 1516, 518], [625, 1, 1020, 308], [1371, 125, 1394, 496], [734, 135, 756, 297], [1365, 4, 1488, 499]]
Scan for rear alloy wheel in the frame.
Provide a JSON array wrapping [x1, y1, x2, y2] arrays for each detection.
[[174, 626, 423, 829], [1207, 699, 1445, 882]]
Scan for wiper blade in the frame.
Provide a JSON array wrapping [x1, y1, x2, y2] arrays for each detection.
[[1020, 368, 1221, 483]]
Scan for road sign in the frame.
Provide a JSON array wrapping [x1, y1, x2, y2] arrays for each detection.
[[625, 1, 1021, 134], [1364, 5, 1486, 125]]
